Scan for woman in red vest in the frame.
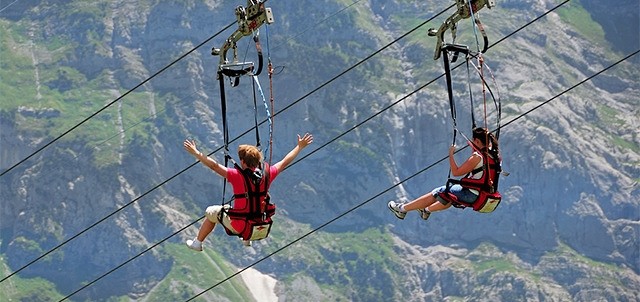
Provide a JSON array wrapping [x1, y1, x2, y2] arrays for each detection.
[[183, 133, 313, 251], [388, 127, 499, 220]]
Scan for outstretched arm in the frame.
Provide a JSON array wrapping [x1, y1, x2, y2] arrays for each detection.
[[273, 133, 314, 172], [183, 139, 227, 178]]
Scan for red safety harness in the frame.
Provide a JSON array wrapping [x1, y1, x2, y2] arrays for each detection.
[[222, 163, 276, 241], [440, 144, 502, 212]]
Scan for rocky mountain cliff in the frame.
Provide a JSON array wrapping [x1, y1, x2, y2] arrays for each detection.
[[1, 0, 638, 301]]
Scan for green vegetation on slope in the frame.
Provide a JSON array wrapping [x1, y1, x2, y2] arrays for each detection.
[[0, 254, 66, 301], [0, 242, 255, 301], [144, 243, 255, 301], [556, 0, 610, 52], [0, 18, 172, 167]]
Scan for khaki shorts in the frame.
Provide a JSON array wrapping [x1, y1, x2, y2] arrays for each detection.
[[205, 205, 240, 234]]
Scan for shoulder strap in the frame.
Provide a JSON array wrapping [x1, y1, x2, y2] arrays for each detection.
[[263, 162, 271, 190]]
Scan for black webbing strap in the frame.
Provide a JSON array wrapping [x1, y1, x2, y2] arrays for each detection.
[[218, 70, 231, 206], [442, 44, 469, 144], [251, 35, 265, 152], [442, 45, 459, 181], [251, 76, 261, 150], [253, 35, 264, 76], [442, 46, 457, 146], [218, 72, 229, 154], [475, 18, 489, 54]]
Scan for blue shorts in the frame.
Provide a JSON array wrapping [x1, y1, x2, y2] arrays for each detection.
[[432, 185, 478, 205]]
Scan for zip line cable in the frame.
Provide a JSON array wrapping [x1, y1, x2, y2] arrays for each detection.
[[0, 22, 235, 177], [61, 3, 579, 299], [0, 0, 20, 13], [26, 0, 580, 298], [188, 49, 639, 302], [1, 3, 457, 286]]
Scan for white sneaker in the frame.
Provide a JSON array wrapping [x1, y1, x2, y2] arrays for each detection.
[[387, 200, 406, 220], [417, 208, 431, 220], [186, 238, 203, 251]]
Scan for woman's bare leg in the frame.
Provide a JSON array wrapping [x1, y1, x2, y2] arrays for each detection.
[[403, 193, 452, 213], [402, 192, 438, 211], [427, 201, 452, 212]]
